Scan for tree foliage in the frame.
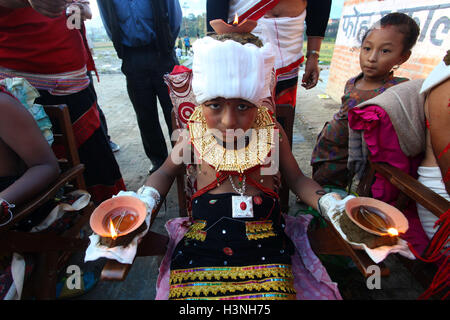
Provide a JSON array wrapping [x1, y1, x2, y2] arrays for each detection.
[[179, 13, 207, 38]]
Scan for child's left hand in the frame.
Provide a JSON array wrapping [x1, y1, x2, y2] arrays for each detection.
[[318, 193, 356, 219]]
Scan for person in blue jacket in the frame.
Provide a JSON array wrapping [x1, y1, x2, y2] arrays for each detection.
[[97, 0, 182, 174]]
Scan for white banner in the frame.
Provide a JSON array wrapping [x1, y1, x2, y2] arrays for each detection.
[[336, 0, 450, 55]]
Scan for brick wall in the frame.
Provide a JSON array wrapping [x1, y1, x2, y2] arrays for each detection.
[[326, 0, 450, 102]]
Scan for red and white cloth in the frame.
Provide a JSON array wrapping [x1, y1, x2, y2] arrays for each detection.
[[0, 6, 92, 95], [228, 0, 306, 85]]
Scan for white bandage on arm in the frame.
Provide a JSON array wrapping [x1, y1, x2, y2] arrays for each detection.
[[137, 185, 161, 211], [317, 192, 341, 218]]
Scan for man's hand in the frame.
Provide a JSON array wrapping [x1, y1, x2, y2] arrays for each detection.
[[27, 0, 70, 18], [301, 56, 320, 89]]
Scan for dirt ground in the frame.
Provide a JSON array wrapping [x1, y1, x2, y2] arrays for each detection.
[[75, 58, 428, 300]]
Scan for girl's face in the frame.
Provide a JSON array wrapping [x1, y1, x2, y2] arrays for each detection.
[[202, 98, 258, 145], [360, 25, 411, 82]]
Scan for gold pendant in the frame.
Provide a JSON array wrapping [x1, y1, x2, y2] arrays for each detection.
[[188, 106, 275, 173]]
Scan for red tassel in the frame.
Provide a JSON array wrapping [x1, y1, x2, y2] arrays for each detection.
[[407, 209, 450, 300], [417, 257, 449, 300], [437, 142, 450, 159]]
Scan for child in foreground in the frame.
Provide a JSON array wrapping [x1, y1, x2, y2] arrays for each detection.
[[97, 30, 352, 300], [311, 12, 420, 189]]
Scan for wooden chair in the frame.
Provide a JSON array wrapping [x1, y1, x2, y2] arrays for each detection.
[[356, 161, 449, 289], [275, 104, 295, 213], [0, 104, 95, 299], [307, 217, 390, 277]]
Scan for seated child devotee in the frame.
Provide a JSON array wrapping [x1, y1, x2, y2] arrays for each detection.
[[310, 12, 420, 189], [0, 81, 60, 299], [86, 27, 356, 300], [0, 82, 59, 217]]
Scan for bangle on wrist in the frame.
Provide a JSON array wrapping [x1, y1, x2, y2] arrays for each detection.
[[0, 198, 15, 226], [137, 185, 161, 207], [306, 50, 320, 59]]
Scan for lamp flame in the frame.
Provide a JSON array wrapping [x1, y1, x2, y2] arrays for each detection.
[[233, 13, 239, 25], [387, 227, 399, 237], [109, 218, 118, 240]]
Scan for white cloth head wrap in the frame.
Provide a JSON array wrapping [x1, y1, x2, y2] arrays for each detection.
[[420, 60, 450, 94], [192, 36, 275, 106]]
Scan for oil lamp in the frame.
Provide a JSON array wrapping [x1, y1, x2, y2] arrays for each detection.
[[89, 196, 147, 247], [344, 197, 408, 238], [209, 13, 257, 34]]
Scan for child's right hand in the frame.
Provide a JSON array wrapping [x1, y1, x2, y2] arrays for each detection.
[[114, 186, 161, 216]]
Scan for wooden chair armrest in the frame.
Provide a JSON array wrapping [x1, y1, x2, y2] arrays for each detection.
[[101, 260, 132, 282], [0, 164, 85, 232], [0, 230, 89, 253], [101, 230, 169, 281], [100, 199, 169, 282], [371, 162, 450, 218], [308, 220, 389, 277]]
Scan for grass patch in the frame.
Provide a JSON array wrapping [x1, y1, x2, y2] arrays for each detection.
[[303, 38, 335, 65], [93, 41, 114, 48], [93, 38, 337, 65]]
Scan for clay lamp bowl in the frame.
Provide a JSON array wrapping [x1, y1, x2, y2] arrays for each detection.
[[209, 14, 257, 34], [344, 197, 409, 237], [90, 196, 147, 246]]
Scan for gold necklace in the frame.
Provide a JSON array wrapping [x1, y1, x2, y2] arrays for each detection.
[[188, 106, 275, 173]]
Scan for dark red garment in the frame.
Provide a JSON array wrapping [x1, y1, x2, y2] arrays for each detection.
[[237, 0, 279, 22], [0, 6, 87, 74]]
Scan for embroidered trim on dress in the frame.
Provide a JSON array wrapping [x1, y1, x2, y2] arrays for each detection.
[[174, 292, 297, 300], [169, 264, 292, 284], [169, 276, 295, 299], [245, 220, 276, 240], [184, 220, 207, 242]]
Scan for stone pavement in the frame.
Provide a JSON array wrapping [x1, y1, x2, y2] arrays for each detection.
[[73, 65, 427, 300]]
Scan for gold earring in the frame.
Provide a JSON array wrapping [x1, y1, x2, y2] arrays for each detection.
[[392, 65, 400, 70]]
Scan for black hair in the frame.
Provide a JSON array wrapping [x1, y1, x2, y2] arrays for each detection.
[[361, 12, 420, 53]]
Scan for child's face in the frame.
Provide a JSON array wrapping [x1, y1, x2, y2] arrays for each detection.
[[360, 25, 410, 81], [202, 98, 258, 144]]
